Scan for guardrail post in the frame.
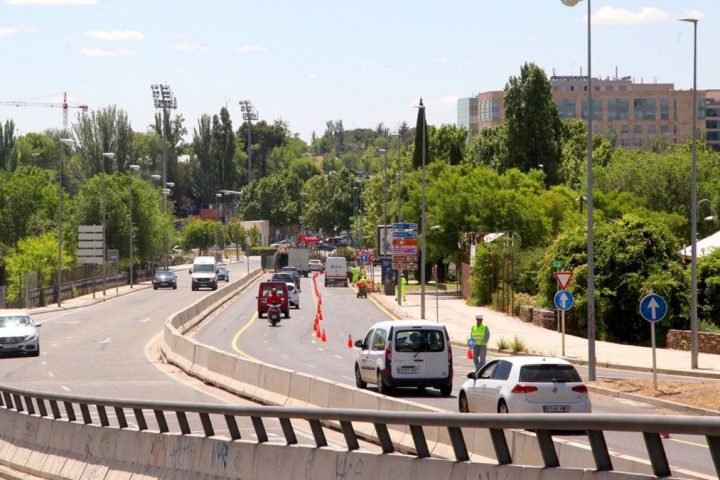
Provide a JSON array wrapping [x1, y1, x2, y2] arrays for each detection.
[[133, 408, 147, 431], [176, 411, 191, 434], [199, 412, 214, 437], [12, 394, 22, 412], [114, 407, 127, 428], [97, 406, 109, 427], [225, 414, 241, 440], [251, 416, 268, 443], [447, 427, 469, 462], [154, 410, 169, 433], [64, 401, 76, 422], [536, 430, 559, 468], [409, 425, 430, 458], [706, 435, 720, 478], [308, 419, 327, 447], [374, 423, 394, 453], [490, 428, 512, 465], [587, 430, 613, 471], [643, 432, 671, 477], [280, 418, 298, 445], [80, 404, 92, 424], [50, 400, 61, 419], [23, 396, 35, 415], [36, 399, 48, 417], [340, 421, 360, 451]]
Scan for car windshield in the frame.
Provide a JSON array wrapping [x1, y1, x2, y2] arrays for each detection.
[[0, 316, 31, 328], [157, 272, 173, 278], [218, 267, 227, 273], [194, 264, 215, 273], [519, 364, 582, 383]]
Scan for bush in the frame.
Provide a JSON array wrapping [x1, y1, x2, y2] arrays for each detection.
[[510, 335, 527, 353], [496, 337, 510, 350]]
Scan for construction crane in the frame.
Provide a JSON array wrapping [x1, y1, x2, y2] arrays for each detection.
[[0, 92, 89, 130]]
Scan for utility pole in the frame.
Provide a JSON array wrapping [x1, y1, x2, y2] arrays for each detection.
[[240, 100, 258, 184]]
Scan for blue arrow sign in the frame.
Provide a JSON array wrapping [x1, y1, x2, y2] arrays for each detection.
[[553, 290, 575, 311], [639, 293, 668, 323]]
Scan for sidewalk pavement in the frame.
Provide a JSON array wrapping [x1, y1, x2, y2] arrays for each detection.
[[369, 289, 720, 380]]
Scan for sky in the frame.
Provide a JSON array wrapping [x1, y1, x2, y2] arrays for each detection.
[[0, 0, 716, 145]]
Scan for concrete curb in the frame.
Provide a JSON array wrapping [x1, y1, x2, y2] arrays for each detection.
[[587, 385, 720, 416]]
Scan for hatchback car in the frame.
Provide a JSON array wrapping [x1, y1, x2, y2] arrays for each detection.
[[270, 272, 297, 290], [281, 266, 301, 290], [217, 265, 230, 282], [152, 270, 177, 289], [308, 259, 324, 273], [285, 282, 300, 309], [0, 310, 41, 357], [458, 356, 591, 414]]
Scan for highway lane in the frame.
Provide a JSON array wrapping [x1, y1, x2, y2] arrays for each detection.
[[195, 272, 717, 479], [0, 259, 369, 448]]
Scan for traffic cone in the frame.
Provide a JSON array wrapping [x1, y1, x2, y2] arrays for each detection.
[[321, 330, 327, 342], [466, 348, 473, 360], [347, 334, 353, 348], [661, 432, 670, 439], [312, 316, 318, 332], [315, 324, 322, 338]]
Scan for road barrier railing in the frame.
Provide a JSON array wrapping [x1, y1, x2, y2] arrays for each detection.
[[0, 379, 718, 479]]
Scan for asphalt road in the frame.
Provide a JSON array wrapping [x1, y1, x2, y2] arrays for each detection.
[[194, 273, 716, 479]]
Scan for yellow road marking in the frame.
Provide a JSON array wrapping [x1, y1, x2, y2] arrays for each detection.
[[368, 293, 401, 321], [669, 437, 708, 449], [232, 311, 260, 362]]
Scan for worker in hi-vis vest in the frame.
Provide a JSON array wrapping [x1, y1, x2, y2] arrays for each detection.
[[470, 314, 490, 370]]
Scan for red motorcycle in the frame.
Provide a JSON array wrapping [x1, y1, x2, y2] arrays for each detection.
[[267, 303, 282, 327]]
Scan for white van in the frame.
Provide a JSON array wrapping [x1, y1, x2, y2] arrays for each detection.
[[354, 320, 453, 396], [190, 256, 218, 291], [324, 256, 348, 287]]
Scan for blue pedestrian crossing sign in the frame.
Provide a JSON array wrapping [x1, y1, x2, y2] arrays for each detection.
[[553, 290, 574, 311], [639, 293, 668, 323]]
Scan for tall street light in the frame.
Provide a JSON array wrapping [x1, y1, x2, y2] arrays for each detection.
[[680, 17, 700, 369], [561, 0, 596, 380], [396, 167, 404, 306], [240, 100, 258, 184], [378, 149, 389, 256], [56, 138, 75, 307], [101, 152, 115, 296], [128, 164, 140, 288]]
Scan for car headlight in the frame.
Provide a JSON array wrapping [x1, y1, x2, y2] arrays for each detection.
[[25, 334, 38, 342]]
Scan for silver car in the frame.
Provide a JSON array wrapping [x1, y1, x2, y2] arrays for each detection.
[[285, 282, 300, 309], [0, 310, 41, 357], [458, 356, 591, 414]]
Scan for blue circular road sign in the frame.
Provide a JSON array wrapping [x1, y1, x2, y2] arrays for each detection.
[[639, 293, 668, 323], [360, 254, 368, 262], [553, 290, 575, 311]]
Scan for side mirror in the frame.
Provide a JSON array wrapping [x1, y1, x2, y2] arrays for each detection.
[[189, 269, 192, 274], [354, 340, 365, 349], [467, 372, 476, 379], [35, 324, 42, 328]]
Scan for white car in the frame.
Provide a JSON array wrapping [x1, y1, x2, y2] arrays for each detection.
[[0, 310, 41, 357], [354, 320, 453, 396], [458, 356, 591, 414], [308, 259, 324, 273], [285, 282, 300, 309]]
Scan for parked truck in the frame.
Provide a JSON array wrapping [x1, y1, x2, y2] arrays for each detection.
[[288, 248, 311, 277]]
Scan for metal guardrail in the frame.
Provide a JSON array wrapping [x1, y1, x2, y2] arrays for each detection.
[[1, 383, 719, 478]]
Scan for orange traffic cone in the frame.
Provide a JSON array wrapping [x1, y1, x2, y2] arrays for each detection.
[[312, 317, 318, 332], [466, 348, 473, 360], [315, 325, 322, 338], [347, 334, 353, 348], [321, 330, 327, 343]]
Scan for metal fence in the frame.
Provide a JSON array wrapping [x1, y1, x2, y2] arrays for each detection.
[[0, 382, 718, 478]]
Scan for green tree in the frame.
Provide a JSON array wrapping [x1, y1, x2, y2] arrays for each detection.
[[181, 219, 216, 255], [504, 63, 563, 184], [411, 99, 431, 169], [4, 232, 63, 304], [210, 107, 238, 191], [240, 172, 303, 226], [0, 166, 58, 248], [430, 124, 467, 165], [464, 125, 509, 171], [0, 119, 16, 171], [189, 114, 218, 206]]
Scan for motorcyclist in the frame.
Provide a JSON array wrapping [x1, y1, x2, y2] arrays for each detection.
[[267, 287, 282, 306]]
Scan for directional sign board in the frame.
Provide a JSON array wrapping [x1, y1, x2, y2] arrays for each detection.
[[553, 290, 575, 311], [639, 293, 668, 323], [554, 271, 573, 290], [392, 223, 418, 270], [77, 225, 104, 264]]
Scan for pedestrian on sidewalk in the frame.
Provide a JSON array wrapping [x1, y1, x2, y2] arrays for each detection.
[[400, 274, 407, 301], [470, 314, 490, 370]]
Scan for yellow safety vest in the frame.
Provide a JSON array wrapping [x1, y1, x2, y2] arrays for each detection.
[[471, 324, 487, 346]]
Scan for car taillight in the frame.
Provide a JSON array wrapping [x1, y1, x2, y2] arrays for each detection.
[[572, 385, 588, 394], [447, 343, 453, 377], [511, 384, 539, 394], [385, 341, 392, 375]]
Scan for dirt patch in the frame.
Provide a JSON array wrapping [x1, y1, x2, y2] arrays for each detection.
[[591, 378, 720, 412]]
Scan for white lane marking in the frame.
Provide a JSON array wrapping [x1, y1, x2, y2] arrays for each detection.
[[333, 355, 343, 360], [304, 364, 315, 369], [55, 321, 81, 325], [99, 337, 112, 344], [138, 317, 151, 323], [61, 386, 70, 392], [48, 372, 55, 378], [51, 344, 58, 348], [317, 347, 324, 352], [341, 376, 356, 383], [41, 361, 46, 366]]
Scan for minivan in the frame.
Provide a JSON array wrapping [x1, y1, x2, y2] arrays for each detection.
[[354, 320, 453, 396], [256, 281, 290, 318], [324, 256, 348, 287]]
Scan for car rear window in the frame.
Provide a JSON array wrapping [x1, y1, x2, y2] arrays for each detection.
[[519, 364, 582, 383], [394, 329, 445, 353]]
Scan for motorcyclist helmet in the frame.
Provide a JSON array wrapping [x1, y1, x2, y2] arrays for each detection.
[[271, 288, 277, 293]]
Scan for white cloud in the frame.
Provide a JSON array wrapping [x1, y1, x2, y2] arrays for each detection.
[[438, 95, 460, 107], [171, 43, 207, 52], [6, 0, 95, 5], [85, 30, 143, 41], [306, 73, 317, 80], [80, 47, 136, 57], [681, 10, 704, 21], [0, 27, 19, 37], [233, 44, 268, 54], [593, 6, 671, 25]]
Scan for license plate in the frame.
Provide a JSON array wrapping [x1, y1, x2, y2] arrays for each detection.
[[396, 366, 417, 374], [1, 344, 20, 350], [543, 405, 570, 413]]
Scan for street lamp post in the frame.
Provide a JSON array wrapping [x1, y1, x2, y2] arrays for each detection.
[[239, 100, 258, 184], [101, 152, 115, 296], [396, 167, 403, 306], [562, 0, 595, 380], [378, 149, 389, 257], [128, 165, 140, 288], [151, 84, 178, 271], [681, 17, 700, 369], [56, 138, 75, 307]]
